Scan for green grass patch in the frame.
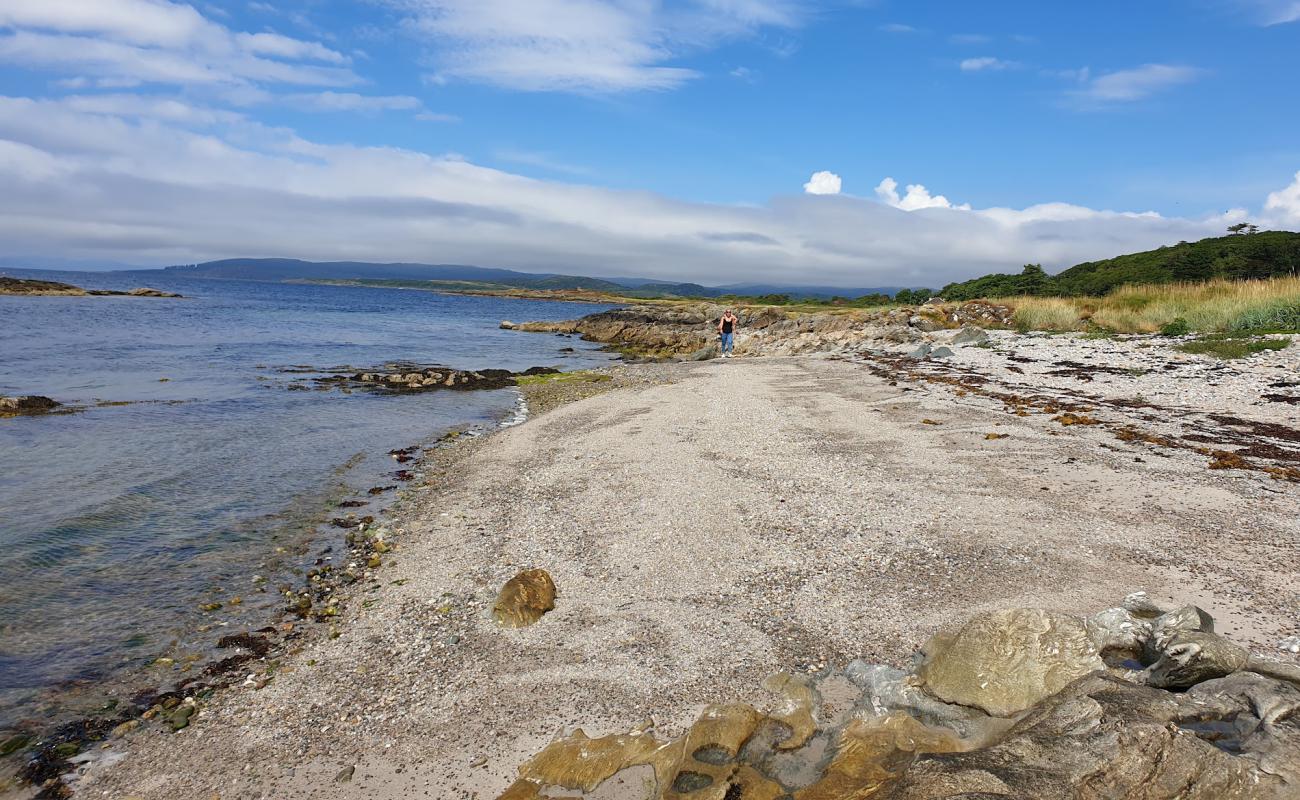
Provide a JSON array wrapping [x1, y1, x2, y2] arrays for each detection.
[[515, 370, 613, 386], [1178, 334, 1291, 359]]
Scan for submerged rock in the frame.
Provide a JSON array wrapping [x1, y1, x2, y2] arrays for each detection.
[[0, 395, 60, 415], [315, 365, 559, 394], [492, 568, 557, 628]]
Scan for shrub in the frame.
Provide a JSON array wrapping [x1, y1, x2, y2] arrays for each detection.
[[1159, 317, 1191, 336]]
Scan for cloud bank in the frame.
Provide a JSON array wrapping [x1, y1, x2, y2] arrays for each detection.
[[0, 93, 1289, 287]]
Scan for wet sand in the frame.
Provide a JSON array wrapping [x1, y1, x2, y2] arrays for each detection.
[[74, 355, 1299, 799]]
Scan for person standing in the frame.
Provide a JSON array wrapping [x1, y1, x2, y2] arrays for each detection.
[[717, 309, 739, 358]]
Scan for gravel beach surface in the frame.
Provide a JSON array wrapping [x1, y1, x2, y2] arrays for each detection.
[[70, 349, 1299, 800]]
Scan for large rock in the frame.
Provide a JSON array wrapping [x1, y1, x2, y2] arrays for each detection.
[[915, 608, 1105, 717]]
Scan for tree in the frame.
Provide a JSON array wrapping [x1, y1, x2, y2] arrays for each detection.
[[1227, 222, 1258, 235]]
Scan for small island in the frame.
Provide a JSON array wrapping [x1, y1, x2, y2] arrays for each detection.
[[0, 276, 182, 297]]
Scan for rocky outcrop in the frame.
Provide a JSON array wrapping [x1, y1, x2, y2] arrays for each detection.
[[0, 395, 60, 416], [313, 365, 558, 393], [0, 277, 182, 297], [511, 301, 1013, 359], [498, 595, 1300, 800]]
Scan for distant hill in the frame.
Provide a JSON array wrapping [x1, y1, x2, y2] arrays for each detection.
[[162, 258, 905, 300], [940, 231, 1300, 300], [165, 258, 564, 286]]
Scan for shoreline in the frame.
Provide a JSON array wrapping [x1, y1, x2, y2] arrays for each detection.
[[52, 343, 1299, 799], [0, 371, 615, 798]]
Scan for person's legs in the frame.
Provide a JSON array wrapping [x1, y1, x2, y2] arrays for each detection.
[[720, 332, 733, 354]]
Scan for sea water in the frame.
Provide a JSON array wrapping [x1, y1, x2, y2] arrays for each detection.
[[0, 272, 616, 731]]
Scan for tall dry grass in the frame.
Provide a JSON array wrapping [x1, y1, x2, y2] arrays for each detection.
[[991, 276, 1300, 333]]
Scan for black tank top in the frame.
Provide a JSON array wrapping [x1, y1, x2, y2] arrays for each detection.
[[721, 318, 734, 333]]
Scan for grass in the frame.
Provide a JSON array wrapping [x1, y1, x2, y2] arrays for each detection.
[[992, 275, 1300, 334], [1177, 334, 1291, 360], [1009, 298, 1088, 332]]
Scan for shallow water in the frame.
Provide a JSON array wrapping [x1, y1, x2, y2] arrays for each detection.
[[0, 272, 616, 730]]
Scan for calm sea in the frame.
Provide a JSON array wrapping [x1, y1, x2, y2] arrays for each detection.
[[0, 271, 616, 732]]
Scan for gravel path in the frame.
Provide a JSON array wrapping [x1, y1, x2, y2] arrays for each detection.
[[76, 354, 1299, 800]]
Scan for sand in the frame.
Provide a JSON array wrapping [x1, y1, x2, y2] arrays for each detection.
[[72, 353, 1299, 800]]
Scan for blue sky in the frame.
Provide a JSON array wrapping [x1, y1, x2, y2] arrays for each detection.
[[1, 0, 1299, 286]]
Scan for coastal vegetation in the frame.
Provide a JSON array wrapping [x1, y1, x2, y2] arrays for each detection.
[[1000, 275, 1300, 334], [940, 230, 1300, 299]]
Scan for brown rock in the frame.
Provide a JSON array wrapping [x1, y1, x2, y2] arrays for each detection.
[[493, 568, 557, 628]]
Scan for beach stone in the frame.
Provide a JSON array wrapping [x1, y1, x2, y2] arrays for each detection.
[[949, 326, 990, 346], [905, 343, 932, 360], [915, 608, 1105, 717], [168, 705, 195, 731], [492, 568, 557, 628], [908, 315, 942, 332], [929, 346, 955, 359], [689, 344, 718, 361], [500, 320, 517, 330]]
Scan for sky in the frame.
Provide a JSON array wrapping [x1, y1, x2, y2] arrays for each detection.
[[1, 0, 1299, 287]]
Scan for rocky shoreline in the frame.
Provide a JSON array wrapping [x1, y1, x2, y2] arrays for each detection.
[[503, 594, 1300, 799]]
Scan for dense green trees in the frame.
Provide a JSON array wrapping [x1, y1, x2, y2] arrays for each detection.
[[938, 231, 1300, 299], [893, 288, 935, 304]]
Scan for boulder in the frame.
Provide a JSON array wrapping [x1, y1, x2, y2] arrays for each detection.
[[949, 326, 990, 346], [915, 608, 1105, 717], [905, 343, 932, 360], [929, 346, 955, 359], [500, 320, 517, 330]]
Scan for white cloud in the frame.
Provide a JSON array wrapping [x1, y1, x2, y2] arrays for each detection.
[[1070, 64, 1202, 104], [0, 94, 1291, 287], [0, 0, 358, 88], [803, 170, 841, 195], [1264, 170, 1300, 224], [234, 32, 348, 64], [281, 91, 424, 113], [1233, 0, 1300, 24], [878, 23, 918, 33], [960, 57, 1015, 72], [874, 177, 970, 211], [383, 0, 802, 92], [0, 0, 213, 48]]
